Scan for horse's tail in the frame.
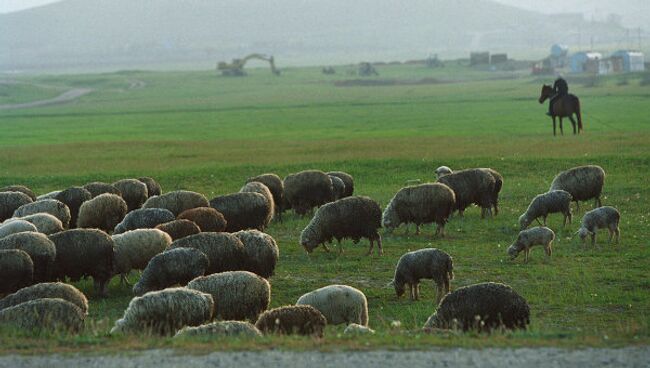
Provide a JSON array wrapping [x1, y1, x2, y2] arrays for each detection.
[[576, 98, 583, 132]]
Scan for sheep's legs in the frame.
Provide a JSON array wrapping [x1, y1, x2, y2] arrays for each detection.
[[408, 284, 415, 300], [524, 247, 530, 263], [414, 283, 420, 300], [366, 239, 374, 256], [120, 273, 131, 286], [590, 233, 596, 246], [415, 225, 420, 235], [322, 244, 331, 253], [614, 227, 620, 244], [545, 242, 553, 257], [535, 217, 543, 226]]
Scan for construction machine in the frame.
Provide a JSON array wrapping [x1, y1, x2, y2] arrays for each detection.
[[217, 54, 280, 76]]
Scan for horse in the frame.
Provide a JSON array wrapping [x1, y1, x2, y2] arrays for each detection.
[[538, 84, 583, 136]]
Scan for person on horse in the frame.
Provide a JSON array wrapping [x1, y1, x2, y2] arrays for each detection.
[[547, 76, 568, 116]]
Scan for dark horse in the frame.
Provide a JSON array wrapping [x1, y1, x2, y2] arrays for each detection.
[[538, 85, 583, 136]]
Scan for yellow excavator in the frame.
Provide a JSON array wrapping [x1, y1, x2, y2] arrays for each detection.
[[217, 54, 280, 76]]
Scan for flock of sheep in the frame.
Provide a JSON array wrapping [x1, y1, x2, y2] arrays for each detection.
[[0, 164, 621, 337]]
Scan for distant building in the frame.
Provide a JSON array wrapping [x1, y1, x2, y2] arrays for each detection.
[[490, 53, 508, 64], [570, 52, 602, 74], [611, 51, 645, 72], [470, 52, 490, 66]]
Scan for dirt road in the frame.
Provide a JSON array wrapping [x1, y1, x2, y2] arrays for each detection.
[[0, 88, 92, 110]]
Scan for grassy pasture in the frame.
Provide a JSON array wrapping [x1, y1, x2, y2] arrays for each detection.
[[0, 64, 649, 352]]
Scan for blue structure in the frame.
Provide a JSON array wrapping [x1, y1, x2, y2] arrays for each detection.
[[570, 52, 602, 73], [611, 50, 645, 72]]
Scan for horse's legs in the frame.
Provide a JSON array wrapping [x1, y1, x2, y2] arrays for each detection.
[[552, 117, 557, 136], [568, 115, 577, 135], [559, 117, 564, 135]]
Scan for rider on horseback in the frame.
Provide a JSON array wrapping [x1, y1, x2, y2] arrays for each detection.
[[547, 76, 568, 116]]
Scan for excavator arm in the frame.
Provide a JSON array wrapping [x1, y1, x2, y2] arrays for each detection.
[[217, 53, 280, 76]]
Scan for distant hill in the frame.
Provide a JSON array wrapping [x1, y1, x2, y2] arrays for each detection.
[[0, 0, 629, 71]]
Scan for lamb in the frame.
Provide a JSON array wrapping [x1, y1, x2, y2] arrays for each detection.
[[519, 190, 573, 230], [577, 206, 621, 246], [0, 191, 33, 222], [54, 187, 92, 228], [82, 182, 122, 198], [255, 305, 327, 337], [155, 219, 201, 240], [508, 226, 555, 263], [168, 232, 247, 274], [300, 196, 383, 256], [549, 165, 606, 211], [240, 181, 275, 219], [326, 171, 354, 198], [132, 247, 209, 296], [329, 175, 346, 200], [112, 229, 172, 285], [434, 166, 453, 179], [175, 321, 262, 338], [423, 282, 530, 332], [48, 229, 114, 296], [143, 190, 209, 216], [382, 183, 456, 236], [296, 284, 368, 326], [246, 173, 284, 221], [436, 168, 498, 218], [0, 298, 85, 333], [0, 282, 88, 315], [187, 271, 270, 322], [0, 232, 56, 282], [112, 179, 149, 212], [77, 193, 128, 233], [233, 230, 279, 278], [0, 249, 33, 295], [0, 220, 37, 239], [0, 185, 36, 201], [113, 207, 176, 234], [138, 177, 162, 197], [344, 323, 375, 335], [392, 248, 453, 303], [12, 199, 72, 229], [4, 213, 64, 235], [177, 207, 227, 232], [284, 170, 334, 215], [110, 287, 214, 336], [209, 192, 273, 232]]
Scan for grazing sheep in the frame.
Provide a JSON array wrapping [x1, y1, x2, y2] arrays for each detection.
[[0, 191, 33, 222], [382, 183, 456, 236], [329, 175, 346, 200], [577, 206, 621, 246], [0, 220, 37, 239], [169, 232, 247, 274], [0, 282, 88, 315], [113, 179, 148, 212], [113, 207, 176, 234], [437, 168, 497, 218], [423, 282, 530, 332], [4, 213, 64, 235], [137, 177, 162, 197], [255, 305, 327, 337], [434, 166, 453, 179], [36, 190, 61, 201], [296, 285, 368, 326], [155, 219, 201, 240], [344, 323, 375, 335], [0, 232, 56, 282], [240, 181, 275, 219], [209, 192, 273, 232], [77, 193, 128, 233], [284, 170, 334, 215], [326, 171, 354, 198], [508, 226, 555, 263], [54, 187, 92, 228], [177, 207, 227, 232], [82, 182, 122, 198], [13, 199, 72, 229], [392, 248, 453, 303], [0, 298, 85, 333], [175, 321, 262, 338], [246, 173, 284, 221], [187, 271, 270, 321], [550, 165, 606, 211], [143, 190, 209, 217], [133, 247, 208, 296], [110, 287, 214, 336], [519, 190, 573, 230], [48, 229, 114, 296], [233, 230, 279, 278], [0, 249, 33, 295], [112, 229, 172, 285], [300, 196, 383, 256], [0, 185, 36, 201]]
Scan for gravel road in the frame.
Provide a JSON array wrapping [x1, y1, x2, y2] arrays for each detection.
[[0, 88, 92, 110], [1, 347, 648, 368]]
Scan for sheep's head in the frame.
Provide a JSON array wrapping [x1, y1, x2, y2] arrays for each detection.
[[392, 280, 406, 297], [435, 166, 452, 179], [299, 227, 319, 253], [577, 227, 591, 242], [381, 204, 399, 231], [507, 244, 519, 259], [518, 214, 530, 230]]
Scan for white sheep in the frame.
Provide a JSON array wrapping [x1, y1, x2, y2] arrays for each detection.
[[13, 199, 71, 229], [518, 190, 572, 230], [577, 206, 621, 246], [507, 226, 555, 263], [434, 166, 453, 178], [0, 220, 37, 239], [296, 284, 369, 326], [175, 321, 262, 338], [4, 213, 64, 235], [112, 228, 172, 285]]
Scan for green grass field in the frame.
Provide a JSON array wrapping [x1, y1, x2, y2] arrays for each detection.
[[1, 64, 649, 352]]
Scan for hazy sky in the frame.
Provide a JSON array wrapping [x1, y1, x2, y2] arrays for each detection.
[[0, 0, 62, 13]]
